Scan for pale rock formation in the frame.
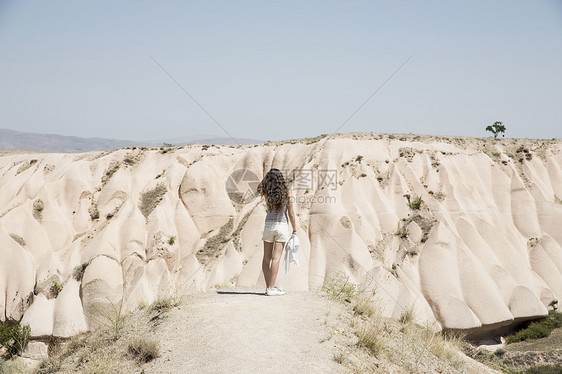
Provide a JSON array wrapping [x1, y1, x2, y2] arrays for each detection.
[[0, 133, 561, 339]]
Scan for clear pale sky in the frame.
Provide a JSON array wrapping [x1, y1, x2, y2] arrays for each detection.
[[1, 1, 561, 142]]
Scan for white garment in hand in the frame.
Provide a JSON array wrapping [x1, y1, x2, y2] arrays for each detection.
[[284, 233, 300, 274]]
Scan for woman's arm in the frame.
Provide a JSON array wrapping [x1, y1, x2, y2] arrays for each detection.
[[287, 188, 297, 234]]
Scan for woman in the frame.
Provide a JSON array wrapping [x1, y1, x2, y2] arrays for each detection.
[[257, 168, 297, 296]]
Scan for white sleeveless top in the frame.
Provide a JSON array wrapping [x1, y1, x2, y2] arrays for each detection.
[[265, 201, 288, 223]]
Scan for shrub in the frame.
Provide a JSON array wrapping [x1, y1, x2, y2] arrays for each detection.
[[51, 281, 63, 297], [408, 196, 423, 210], [168, 236, 176, 245], [0, 322, 31, 358], [506, 310, 562, 344]]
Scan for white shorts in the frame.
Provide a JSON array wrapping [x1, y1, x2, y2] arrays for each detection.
[[262, 221, 289, 243]]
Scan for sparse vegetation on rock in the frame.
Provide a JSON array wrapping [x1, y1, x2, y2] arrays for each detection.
[[168, 235, 176, 245], [408, 195, 423, 210], [102, 162, 120, 185], [396, 224, 409, 239], [73, 263, 88, 281], [32, 199, 44, 221], [88, 201, 99, 220], [50, 281, 63, 298], [140, 183, 167, 218], [8, 234, 26, 247], [196, 218, 234, 267], [16, 159, 37, 175]]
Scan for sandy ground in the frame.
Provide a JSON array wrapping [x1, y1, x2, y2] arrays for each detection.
[[143, 290, 348, 374]]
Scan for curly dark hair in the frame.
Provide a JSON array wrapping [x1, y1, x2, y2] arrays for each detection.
[[258, 168, 288, 213]]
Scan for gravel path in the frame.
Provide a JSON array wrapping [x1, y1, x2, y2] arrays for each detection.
[[143, 290, 347, 374]]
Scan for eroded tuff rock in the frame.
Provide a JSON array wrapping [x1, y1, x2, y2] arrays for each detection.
[[1, 133, 561, 339]]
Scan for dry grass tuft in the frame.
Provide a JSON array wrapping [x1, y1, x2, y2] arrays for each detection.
[[87, 299, 131, 340], [399, 307, 415, 325], [150, 297, 181, 313], [128, 336, 160, 362], [355, 321, 386, 357], [322, 272, 359, 302], [332, 351, 347, 365], [404, 323, 463, 367], [353, 297, 376, 317]]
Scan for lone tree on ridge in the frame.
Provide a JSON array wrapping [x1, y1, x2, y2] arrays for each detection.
[[486, 121, 506, 138]]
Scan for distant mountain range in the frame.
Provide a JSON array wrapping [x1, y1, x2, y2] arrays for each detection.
[[0, 129, 263, 153]]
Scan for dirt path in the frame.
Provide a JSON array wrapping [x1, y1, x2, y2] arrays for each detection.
[[143, 290, 348, 374]]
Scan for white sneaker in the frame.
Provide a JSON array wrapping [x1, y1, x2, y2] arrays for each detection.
[[266, 286, 285, 296]]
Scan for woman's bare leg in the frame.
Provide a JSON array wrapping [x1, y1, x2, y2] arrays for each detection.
[[262, 241, 273, 288], [268, 241, 285, 288]]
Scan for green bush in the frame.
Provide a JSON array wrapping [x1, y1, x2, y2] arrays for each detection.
[[408, 196, 423, 210], [51, 281, 63, 297], [506, 310, 562, 344], [0, 322, 31, 358]]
